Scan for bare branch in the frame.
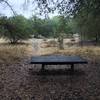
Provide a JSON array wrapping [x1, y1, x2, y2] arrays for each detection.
[[0, 0, 17, 16]]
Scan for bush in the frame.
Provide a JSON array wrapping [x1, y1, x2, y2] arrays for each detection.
[[0, 15, 32, 44]]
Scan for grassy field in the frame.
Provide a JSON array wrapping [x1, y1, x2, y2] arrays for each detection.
[[0, 38, 100, 64]]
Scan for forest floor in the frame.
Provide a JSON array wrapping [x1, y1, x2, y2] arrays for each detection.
[[0, 39, 100, 100]]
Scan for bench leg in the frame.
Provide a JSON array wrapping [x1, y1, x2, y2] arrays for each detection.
[[41, 64, 45, 71], [71, 64, 74, 72]]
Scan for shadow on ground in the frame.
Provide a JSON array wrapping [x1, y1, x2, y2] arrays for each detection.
[[1, 58, 100, 100], [29, 69, 85, 76]]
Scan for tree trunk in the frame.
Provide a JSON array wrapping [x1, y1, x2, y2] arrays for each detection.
[[80, 32, 83, 47], [95, 33, 98, 45], [10, 39, 19, 44], [58, 36, 64, 50]]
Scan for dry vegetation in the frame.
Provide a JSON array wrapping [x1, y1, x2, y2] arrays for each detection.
[[0, 39, 100, 65], [0, 44, 30, 64], [41, 46, 100, 56]]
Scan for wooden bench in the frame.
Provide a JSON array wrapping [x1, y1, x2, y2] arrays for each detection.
[[30, 55, 88, 72]]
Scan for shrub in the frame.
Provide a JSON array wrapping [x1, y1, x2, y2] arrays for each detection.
[[0, 15, 32, 44]]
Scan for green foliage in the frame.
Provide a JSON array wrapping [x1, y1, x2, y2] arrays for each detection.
[[30, 0, 100, 43], [30, 16, 56, 38], [0, 15, 33, 43], [66, 0, 100, 42], [51, 16, 73, 49], [0, 14, 73, 45], [40, 0, 100, 42], [0, 16, 8, 36], [1, 0, 100, 44], [51, 16, 73, 38]]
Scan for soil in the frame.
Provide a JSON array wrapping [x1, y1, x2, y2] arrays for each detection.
[[0, 57, 100, 100]]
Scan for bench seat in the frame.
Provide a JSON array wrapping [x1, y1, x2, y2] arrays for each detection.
[[30, 55, 88, 71]]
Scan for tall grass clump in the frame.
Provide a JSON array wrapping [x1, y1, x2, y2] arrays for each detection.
[[0, 44, 29, 64]]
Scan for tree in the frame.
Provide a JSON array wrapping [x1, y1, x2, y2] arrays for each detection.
[[0, 15, 33, 44], [0, 0, 16, 15], [0, 16, 8, 37], [51, 16, 73, 49], [30, 0, 72, 18], [71, 0, 100, 44], [28, 0, 100, 43], [30, 16, 54, 38]]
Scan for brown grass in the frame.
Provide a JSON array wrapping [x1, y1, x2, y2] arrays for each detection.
[[40, 46, 100, 62], [0, 44, 29, 64], [0, 39, 100, 65], [41, 40, 58, 48]]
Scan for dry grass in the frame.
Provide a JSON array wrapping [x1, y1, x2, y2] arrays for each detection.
[[0, 44, 29, 64], [57, 46, 100, 56], [41, 40, 58, 48], [41, 46, 100, 55], [0, 37, 100, 65], [40, 46, 100, 62]]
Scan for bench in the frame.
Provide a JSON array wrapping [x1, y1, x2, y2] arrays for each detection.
[[30, 55, 88, 72]]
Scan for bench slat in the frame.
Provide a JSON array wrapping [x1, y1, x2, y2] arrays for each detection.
[[31, 55, 88, 64]]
